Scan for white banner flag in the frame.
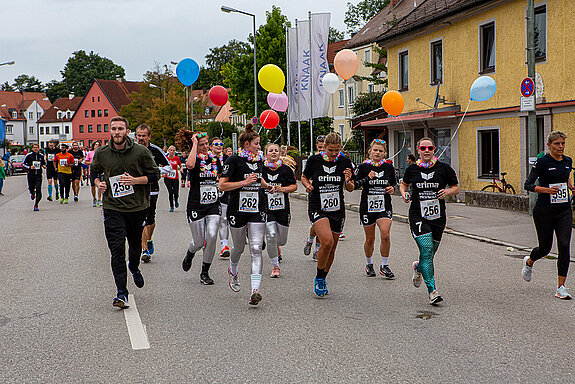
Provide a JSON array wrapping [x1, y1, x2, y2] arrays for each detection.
[[297, 20, 311, 121], [288, 27, 299, 123], [311, 13, 331, 119]]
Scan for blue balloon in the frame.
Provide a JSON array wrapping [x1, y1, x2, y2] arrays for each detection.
[[176, 58, 200, 86], [470, 76, 497, 102]]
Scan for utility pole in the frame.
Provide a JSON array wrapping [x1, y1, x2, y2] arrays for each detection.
[[526, 0, 537, 213]]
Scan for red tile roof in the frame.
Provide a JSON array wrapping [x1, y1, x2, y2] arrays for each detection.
[[0, 91, 50, 121], [95, 79, 143, 112], [38, 97, 83, 123], [327, 39, 350, 65]]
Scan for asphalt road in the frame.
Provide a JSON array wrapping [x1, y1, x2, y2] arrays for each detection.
[[1, 176, 574, 383]]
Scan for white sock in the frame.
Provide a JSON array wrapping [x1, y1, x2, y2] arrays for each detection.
[[221, 239, 228, 247], [270, 257, 279, 267], [230, 262, 238, 276], [251, 274, 262, 291], [366, 257, 373, 265], [307, 236, 314, 243], [315, 242, 321, 252], [381, 257, 389, 266]]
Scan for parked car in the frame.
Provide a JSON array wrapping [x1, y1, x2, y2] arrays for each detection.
[[8, 155, 26, 176]]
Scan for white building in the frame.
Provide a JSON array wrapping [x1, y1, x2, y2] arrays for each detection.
[[37, 94, 81, 148], [0, 91, 51, 146]]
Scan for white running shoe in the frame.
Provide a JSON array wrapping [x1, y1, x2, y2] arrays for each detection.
[[304, 240, 313, 255], [228, 267, 240, 292], [429, 290, 443, 305], [555, 285, 572, 300], [412, 261, 422, 288], [522, 256, 533, 282]]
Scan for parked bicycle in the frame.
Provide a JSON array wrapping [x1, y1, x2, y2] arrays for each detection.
[[481, 172, 516, 194]]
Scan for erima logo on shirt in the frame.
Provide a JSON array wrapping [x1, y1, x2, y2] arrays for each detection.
[[223, 165, 229, 174], [268, 174, 279, 181], [323, 165, 336, 174], [421, 172, 435, 180], [247, 163, 258, 171], [374, 171, 384, 178]]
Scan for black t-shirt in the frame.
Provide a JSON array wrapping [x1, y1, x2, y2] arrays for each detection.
[[222, 154, 265, 215], [44, 147, 60, 169], [213, 153, 230, 204], [70, 149, 83, 168], [263, 164, 297, 214], [402, 162, 458, 220], [354, 162, 396, 213], [302, 153, 353, 214], [186, 153, 222, 212], [525, 154, 573, 209]]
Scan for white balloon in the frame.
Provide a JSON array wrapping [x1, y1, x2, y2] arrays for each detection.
[[322, 73, 340, 94]]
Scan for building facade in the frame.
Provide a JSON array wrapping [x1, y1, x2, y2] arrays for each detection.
[[37, 95, 81, 147], [0, 91, 51, 146]]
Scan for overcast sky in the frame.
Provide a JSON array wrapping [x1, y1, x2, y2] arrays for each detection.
[[1, 0, 350, 85]]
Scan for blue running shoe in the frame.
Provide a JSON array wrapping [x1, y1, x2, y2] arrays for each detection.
[[314, 278, 326, 297], [113, 293, 130, 309], [169, 206, 174, 212], [147, 240, 154, 255]]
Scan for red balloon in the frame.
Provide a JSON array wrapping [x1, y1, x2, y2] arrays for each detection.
[[260, 109, 279, 129], [209, 85, 229, 106]]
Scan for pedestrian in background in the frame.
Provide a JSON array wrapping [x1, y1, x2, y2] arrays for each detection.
[[0, 159, 5, 195]]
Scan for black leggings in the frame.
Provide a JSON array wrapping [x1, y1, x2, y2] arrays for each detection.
[[27, 173, 42, 205], [530, 205, 572, 277], [164, 178, 179, 207], [58, 173, 72, 199]]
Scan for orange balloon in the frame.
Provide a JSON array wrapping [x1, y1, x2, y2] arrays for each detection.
[[381, 91, 404, 116], [334, 49, 359, 81]]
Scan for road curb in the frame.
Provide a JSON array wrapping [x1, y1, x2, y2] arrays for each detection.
[[290, 192, 568, 261]]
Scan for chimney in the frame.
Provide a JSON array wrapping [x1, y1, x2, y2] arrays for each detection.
[[68, 92, 74, 100]]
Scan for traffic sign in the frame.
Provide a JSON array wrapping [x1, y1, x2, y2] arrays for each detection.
[[521, 77, 534, 97], [521, 96, 535, 111]]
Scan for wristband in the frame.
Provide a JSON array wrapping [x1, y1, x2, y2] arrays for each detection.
[[241, 181, 244, 187]]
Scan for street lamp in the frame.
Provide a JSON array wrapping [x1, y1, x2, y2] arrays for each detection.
[[149, 84, 166, 102], [0, 61, 15, 67], [221, 5, 258, 120]]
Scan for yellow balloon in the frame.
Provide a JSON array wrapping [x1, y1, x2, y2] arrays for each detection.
[[258, 64, 285, 94]]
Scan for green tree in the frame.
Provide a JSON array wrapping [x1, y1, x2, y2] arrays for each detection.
[[344, 0, 389, 35], [12, 74, 42, 92], [357, 45, 388, 86], [351, 91, 384, 116], [44, 80, 69, 102], [329, 27, 345, 43], [0, 81, 14, 91]]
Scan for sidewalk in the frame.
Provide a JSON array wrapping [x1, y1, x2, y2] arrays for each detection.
[[292, 182, 574, 259]]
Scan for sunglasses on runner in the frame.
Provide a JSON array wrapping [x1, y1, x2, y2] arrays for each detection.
[[418, 145, 435, 151], [373, 139, 386, 145], [196, 132, 208, 138], [212, 142, 224, 146], [316, 135, 325, 142]]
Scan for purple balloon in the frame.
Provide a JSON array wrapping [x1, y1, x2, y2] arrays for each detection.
[[267, 92, 288, 112]]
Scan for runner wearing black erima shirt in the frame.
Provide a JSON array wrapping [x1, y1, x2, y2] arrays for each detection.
[[210, 137, 231, 258], [22, 143, 46, 211]]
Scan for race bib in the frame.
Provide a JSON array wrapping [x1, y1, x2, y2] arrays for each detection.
[[167, 169, 177, 179], [239, 191, 258, 212], [74, 158, 79, 166], [420, 199, 440, 220], [32, 161, 41, 169], [47, 154, 55, 161], [267, 192, 285, 211], [320, 192, 340, 212], [59, 158, 68, 167], [550, 183, 568, 204], [109, 174, 134, 198], [367, 195, 385, 213], [200, 185, 218, 204]]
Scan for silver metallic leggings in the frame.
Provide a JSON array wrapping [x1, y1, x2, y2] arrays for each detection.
[[230, 222, 265, 275], [219, 203, 229, 242], [265, 221, 289, 259], [188, 214, 221, 264]]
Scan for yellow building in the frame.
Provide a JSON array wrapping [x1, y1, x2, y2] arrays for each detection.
[[354, 0, 574, 192]]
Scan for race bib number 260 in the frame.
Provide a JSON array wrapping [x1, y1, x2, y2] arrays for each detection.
[[320, 192, 340, 212]]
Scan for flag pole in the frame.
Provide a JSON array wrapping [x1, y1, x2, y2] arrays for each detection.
[[308, 11, 313, 154], [285, 23, 291, 146], [296, 19, 302, 153]]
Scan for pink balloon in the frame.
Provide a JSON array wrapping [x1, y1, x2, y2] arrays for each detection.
[[267, 92, 288, 112]]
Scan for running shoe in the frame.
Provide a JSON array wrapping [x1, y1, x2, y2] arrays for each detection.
[[97, 200, 102, 206], [33, 205, 39, 212], [249, 289, 262, 305], [270, 265, 280, 278], [314, 278, 326, 297], [56, 193, 60, 200], [365, 264, 376, 277], [228, 267, 240, 292], [47, 196, 53, 201], [141, 250, 151, 263], [200, 273, 214, 285], [132, 270, 145, 288], [64, 198, 68, 204], [74, 195, 78, 202], [522, 256, 533, 282], [555, 285, 572, 300], [175, 201, 179, 208], [412, 261, 423, 288], [429, 290, 443, 305], [60, 198, 64, 204], [182, 250, 194, 272], [113, 293, 130, 309], [220, 245, 230, 258], [313, 250, 318, 261], [339, 233, 346, 240], [304, 239, 313, 255], [92, 199, 97, 207], [147, 240, 154, 255], [380, 265, 395, 279], [30, 192, 35, 200], [169, 207, 174, 212]]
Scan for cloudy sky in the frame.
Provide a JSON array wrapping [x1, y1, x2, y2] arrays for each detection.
[[1, 0, 351, 85]]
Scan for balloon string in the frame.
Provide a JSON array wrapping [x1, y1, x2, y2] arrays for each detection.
[[437, 99, 471, 160], [387, 116, 407, 161]]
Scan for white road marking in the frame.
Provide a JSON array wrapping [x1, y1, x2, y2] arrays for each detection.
[[124, 294, 150, 350]]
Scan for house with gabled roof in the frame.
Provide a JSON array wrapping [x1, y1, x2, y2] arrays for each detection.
[[37, 94, 82, 147], [0, 91, 51, 146]]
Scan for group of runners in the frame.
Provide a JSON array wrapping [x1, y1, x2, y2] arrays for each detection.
[[21, 115, 574, 308]]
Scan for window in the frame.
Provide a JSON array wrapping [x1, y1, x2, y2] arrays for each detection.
[[104, 124, 109, 132], [536, 116, 545, 154], [45, 127, 50, 135], [41, 141, 44, 148], [431, 40, 443, 84], [104, 109, 109, 117], [11, 111, 17, 119], [85, 110, 89, 118], [98, 110, 102, 117], [40, 126, 44, 135], [89, 140, 93, 147], [67, 112, 71, 119], [97, 124, 102, 132], [29, 126, 34, 134], [91, 110, 95, 117], [53, 126, 60, 135], [28, 112, 34, 119], [478, 128, 500, 178], [92, 97, 94, 102], [98, 96, 100, 102], [37, 112, 41, 119], [338, 89, 344, 108], [364, 49, 371, 64], [480, 22, 495, 73], [338, 124, 345, 138], [534, 5, 546, 61], [88, 125, 93, 133], [6, 125, 12, 134], [57, 112, 62, 119], [368, 83, 375, 93], [79, 125, 84, 133], [65, 126, 69, 134], [347, 86, 355, 105], [399, 51, 409, 90]]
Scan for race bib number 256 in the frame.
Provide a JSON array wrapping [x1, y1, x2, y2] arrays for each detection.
[[109, 175, 134, 198]]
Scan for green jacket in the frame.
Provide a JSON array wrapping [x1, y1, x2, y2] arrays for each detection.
[[91, 136, 160, 212], [0, 165, 5, 179]]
